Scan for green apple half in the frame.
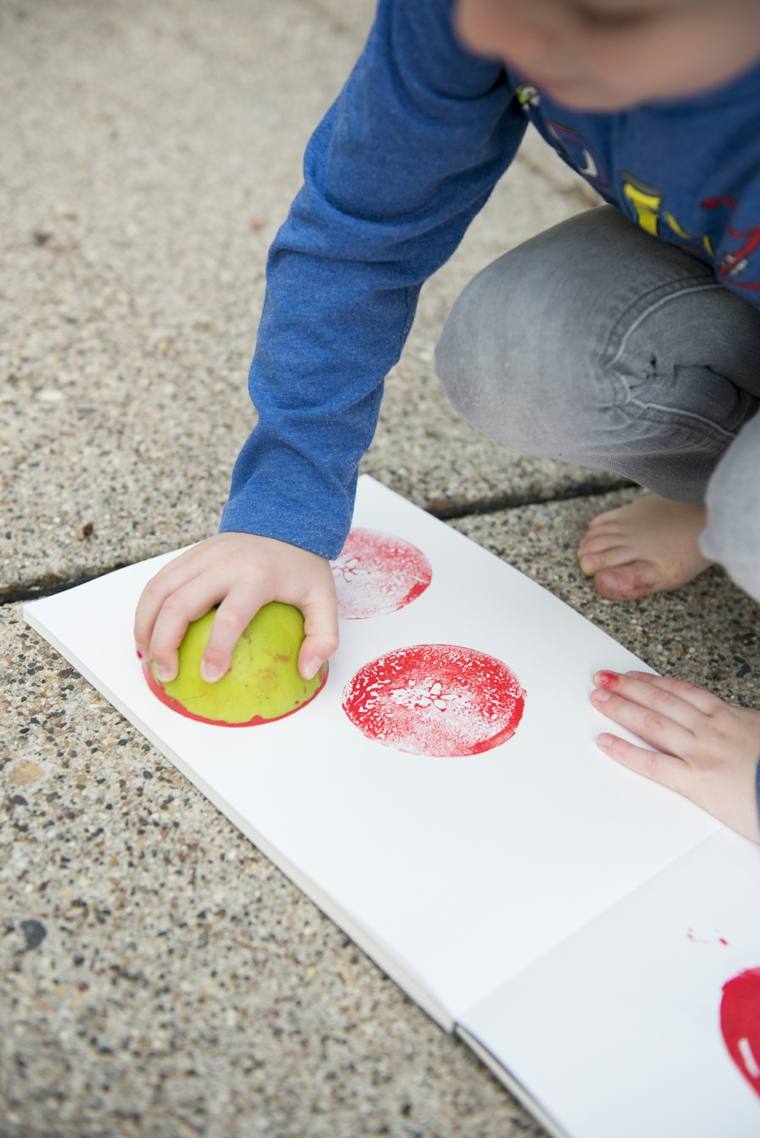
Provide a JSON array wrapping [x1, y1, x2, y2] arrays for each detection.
[[144, 602, 327, 726]]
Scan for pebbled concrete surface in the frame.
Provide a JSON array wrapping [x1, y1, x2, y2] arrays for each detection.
[[3, 2, 757, 1138]]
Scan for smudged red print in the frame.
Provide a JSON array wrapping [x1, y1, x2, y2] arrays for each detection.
[[720, 968, 760, 1098], [686, 927, 730, 946], [331, 529, 432, 620], [143, 662, 328, 727], [342, 644, 525, 757]]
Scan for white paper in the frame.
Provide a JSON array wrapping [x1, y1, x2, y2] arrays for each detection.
[[24, 476, 718, 1025], [460, 829, 760, 1138]]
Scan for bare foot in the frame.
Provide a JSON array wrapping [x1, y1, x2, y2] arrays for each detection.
[[577, 494, 713, 600]]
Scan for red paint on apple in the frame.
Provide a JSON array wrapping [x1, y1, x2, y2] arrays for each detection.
[[331, 529, 432, 620], [143, 662, 328, 727], [342, 643, 525, 757], [720, 967, 760, 1097]]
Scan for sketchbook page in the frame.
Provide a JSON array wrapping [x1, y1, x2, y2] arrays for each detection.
[[23, 475, 717, 1027], [459, 828, 760, 1138]]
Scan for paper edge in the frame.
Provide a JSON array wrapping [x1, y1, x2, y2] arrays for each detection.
[[456, 1024, 572, 1138]]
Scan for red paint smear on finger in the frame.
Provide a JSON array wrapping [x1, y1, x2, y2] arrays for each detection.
[[142, 662, 328, 727], [331, 529, 432, 620], [720, 967, 760, 1097], [342, 643, 525, 757]]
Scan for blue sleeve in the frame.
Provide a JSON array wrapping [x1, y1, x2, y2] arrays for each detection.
[[218, 0, 525, 558]]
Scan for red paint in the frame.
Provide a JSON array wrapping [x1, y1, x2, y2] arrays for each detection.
[[597, 671, 619, 687], [143, 662, 328, 727], [720, 968, 760, 1098], [686, 927, 731, 947], [331, 529, 432, 620], [342, 643, 525, 757], [136, 649, 144, 661]]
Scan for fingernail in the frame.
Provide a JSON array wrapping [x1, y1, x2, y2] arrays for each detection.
[[156, 664, 174, 682], [598, 733, 614, 746], [596, 670, 619, 687], [201, 661, 223, 683], [301, 657, 321, 681], [592, 688, 610, 702]]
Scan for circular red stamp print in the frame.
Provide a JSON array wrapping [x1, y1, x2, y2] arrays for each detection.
[[342, 643, 526, 757], [720, 967, 760, 1097], [331, 529, 432, 620]]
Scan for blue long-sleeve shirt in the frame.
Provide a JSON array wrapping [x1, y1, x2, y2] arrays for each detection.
[[220, 0, 760, 554]]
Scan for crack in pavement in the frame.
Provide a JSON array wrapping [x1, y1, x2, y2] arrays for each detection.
[[1, 481, 633, 607], [425, 478, 633, 520], [1, 562, 133, 607]]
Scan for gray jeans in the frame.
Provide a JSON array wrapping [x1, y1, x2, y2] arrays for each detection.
[[436, 206, 760, 602]]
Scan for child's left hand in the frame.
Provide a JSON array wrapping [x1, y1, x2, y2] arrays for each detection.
[[590, 670, 760, 844]]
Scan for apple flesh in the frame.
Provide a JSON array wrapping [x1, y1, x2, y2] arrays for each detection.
[[144, 602, 327, 726]]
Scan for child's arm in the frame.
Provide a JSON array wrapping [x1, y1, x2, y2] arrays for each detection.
[[136, 0, 527, 682]]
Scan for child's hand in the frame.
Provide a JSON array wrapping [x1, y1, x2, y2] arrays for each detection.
[[590, 670, 760, 843], [134, 532, 339, 685]]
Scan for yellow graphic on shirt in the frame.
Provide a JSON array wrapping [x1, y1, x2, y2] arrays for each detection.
[[622, 175, 662, 237], [621, 172, 713, 255]]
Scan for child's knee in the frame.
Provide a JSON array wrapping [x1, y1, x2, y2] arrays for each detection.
[[434, 256, 520, 429], [435, 242, 608, 454]]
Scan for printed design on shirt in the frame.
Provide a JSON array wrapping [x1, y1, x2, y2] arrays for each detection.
[[621, 174, 760, 290], [620, 172, 713, 252], [515, 83, 540, 110], [545, 120, 609, 191], [702, 196, 760, 291]]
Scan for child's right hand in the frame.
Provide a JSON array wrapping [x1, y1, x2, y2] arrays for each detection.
[[133, 532, 339, 685]]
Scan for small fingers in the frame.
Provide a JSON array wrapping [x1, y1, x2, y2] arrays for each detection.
[[298, 585, 339, 681], [134, 563, 203, 657], [596, 732, 691, 795], [624, 670, 722, 715], [149, 576, 227, 681], [201, 587, 271, 683], [590, 681, 695, 758], [593, 670, 704, 731]]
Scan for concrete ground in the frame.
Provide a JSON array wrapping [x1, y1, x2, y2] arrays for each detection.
[[1, 3, 758, 1136]]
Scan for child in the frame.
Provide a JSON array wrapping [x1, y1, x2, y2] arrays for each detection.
[[134, 0, 760, 843]]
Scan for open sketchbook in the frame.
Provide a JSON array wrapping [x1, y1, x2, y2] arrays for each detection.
[[23, 476, 760, 1138]]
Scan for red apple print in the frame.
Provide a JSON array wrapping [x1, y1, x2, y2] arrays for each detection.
[[720, 968, 760, 1098], [331, 529, 432, 620], [342, 644, 525, 757]]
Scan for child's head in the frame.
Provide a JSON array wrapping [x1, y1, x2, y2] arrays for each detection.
[[455, 0, 760, 110]]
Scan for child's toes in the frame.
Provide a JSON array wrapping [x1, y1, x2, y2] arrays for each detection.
[[577, 525, 623, 560], [578, 545, 633, 576], [585, 506, 625, 530], [593, 560, 661, 600]]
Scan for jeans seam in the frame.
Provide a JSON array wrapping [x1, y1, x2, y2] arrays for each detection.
[[602, 279, 724, 373], [602, 278, 738, 443], [623, 393, 738, 442]]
